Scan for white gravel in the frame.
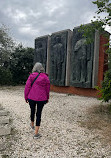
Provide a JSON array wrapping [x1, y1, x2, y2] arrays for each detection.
[[0, 86, 111, 158]]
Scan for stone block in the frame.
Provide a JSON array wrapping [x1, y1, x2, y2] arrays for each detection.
[[0, 127, 11, 136], [0, 143, 6, 151], [0, 111, 7, 116], [0, 117, 9, 124], [0, 106, 3, 110]]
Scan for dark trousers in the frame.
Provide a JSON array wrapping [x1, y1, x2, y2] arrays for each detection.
[[28, 100, 46, 126]]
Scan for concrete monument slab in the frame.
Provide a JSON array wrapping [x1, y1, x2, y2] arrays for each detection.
[[70, 26, 94, 88], [50, 29, 72, 86], [34, 35, 50, 74]]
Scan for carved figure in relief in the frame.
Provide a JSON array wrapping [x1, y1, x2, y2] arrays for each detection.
[[52, 36, 64, 82], [36, 41, 46, 69], [73, 38, 87, 82]]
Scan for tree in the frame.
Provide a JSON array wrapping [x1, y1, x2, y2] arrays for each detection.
[[10, 44, 34, 84], [0, 67, 12, 85], [0, 25, 15, 68], [0, 25, 15, 85], [0, 25, 34, 85], [80, 0, 110, 42], [93, 0, 111, 25]]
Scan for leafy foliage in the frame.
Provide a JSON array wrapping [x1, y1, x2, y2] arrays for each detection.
[[93, 0, 111, 102], [0, 67, 12, 85], [92, 0, 111, 19], [0, 25, 34, 85], [79, 21, 105, 43], [96, 70, 111, 102], [10, 44, 34, 84], [80, 0, 111, 44]]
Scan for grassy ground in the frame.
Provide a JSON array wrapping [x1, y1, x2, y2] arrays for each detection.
[[79, 103, 111, 145]]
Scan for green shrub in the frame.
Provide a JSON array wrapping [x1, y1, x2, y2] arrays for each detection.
[[0, 67, 13, 85], [10, 46, 34, 85], [96, 69, 111, 102]]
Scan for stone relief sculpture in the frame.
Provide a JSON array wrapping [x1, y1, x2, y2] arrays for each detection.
[[50, 31, 68, 86], [34, 36, 48, 71], [53, 36, 64, 81], [70, 27, 94, 88], [73, 38, 87, 82], [34, 26, 102, 89]]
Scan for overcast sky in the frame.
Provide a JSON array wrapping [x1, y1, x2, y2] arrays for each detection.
[[0, 0, 110, 48]]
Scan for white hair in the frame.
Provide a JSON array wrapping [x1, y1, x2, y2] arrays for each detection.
[[32, 62, 45, 73]]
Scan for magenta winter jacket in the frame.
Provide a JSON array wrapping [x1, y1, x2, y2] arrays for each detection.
[[24, 72, 50, 101]]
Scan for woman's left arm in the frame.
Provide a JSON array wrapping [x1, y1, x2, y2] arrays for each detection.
[[46, 78, 50, 101], [24, 75, 32, 101]]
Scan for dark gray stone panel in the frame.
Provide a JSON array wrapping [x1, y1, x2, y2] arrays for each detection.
[[34, 35, 49, 72], [49, 30, 68, 86], [70, 27, 94, 88]]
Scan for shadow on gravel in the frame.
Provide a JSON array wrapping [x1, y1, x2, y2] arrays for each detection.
[[79, 103, 111, 145]]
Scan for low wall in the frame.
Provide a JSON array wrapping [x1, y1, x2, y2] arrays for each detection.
[[50, 85, 98, 97]]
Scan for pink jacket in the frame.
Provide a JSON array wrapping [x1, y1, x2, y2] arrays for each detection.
[[24, 72, 50, 101]]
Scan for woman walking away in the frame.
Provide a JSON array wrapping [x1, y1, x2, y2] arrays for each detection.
[[24, 62, 50, 139]]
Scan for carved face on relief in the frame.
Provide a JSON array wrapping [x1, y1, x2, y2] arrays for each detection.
[[74, 38, 86, 51]]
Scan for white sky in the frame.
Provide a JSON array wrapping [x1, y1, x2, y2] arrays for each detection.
[[0, 0, 110, 47]]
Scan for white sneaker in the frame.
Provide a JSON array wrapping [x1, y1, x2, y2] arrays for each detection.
[[33, 133, 42, 139]]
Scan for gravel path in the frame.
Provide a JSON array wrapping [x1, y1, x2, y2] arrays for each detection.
[[0, 86, 111, 158]]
